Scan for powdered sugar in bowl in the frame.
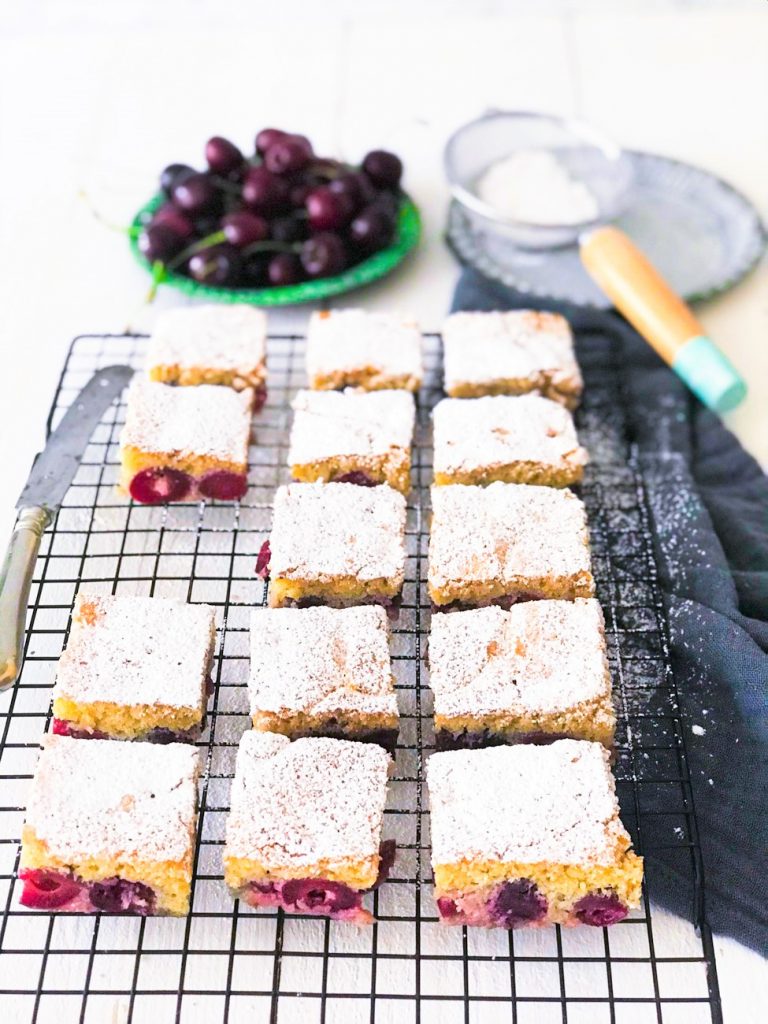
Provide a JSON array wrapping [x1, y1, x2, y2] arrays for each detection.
[[444, 111, 634, 249]]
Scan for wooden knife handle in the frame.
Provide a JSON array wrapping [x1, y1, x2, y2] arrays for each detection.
[[0, 506, 51, 690]]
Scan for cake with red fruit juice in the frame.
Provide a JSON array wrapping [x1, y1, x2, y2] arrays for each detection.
[[146, 305, 268, 411], [249, 606, 399, 751], [260, 482, 407, 609], [119, 378, 252, 504], [432, 394, 588, 487], [427, 482, 594, 608], [428, 600, 614, 750], [288, 388, 415, 494], [223, 732, 394, 923], [51, 591, 216, 742], [441, 310, 583, 409], [19, 735, 199, 915], [427, 740, 642, 929], [306, 309, 423, 393]]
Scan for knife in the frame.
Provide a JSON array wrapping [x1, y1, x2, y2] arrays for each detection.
[[0, 365, 134, 689]]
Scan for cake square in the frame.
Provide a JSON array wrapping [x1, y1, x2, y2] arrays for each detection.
[[146, 305, 267, 408], [223, 732, 393, 923], [19, 735, 200, 915], [427, 740, 643, 928], [306, 309, 423, 392], [261, 482, 407, 609], [119, 378, 253, 504], [288, 388, 416, 493], [52, 591, 216, 742], [432, 394, 588, 487], [249, 606, 399, 750], [428, 600, 614, 749], [427, 482, 594, 608], [442, 311, 583, 408]]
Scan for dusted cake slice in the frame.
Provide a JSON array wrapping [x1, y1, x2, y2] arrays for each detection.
[[224, 732, 394, 923], [442, 310, 582, 408], [289, 388, 415, 493], [432, 394, 588, 487], [428, 601, 614, 749], [428, 482, 594, 608], [119, 379, 252, 503], [19, 735, 199, 915], [146, 304, 267, 409], [260, 482, 407, 609], [52, 591, 216, 742], [249, 606, 399, 751], [306, 309, 423, 392], [427, 741, 643, 928]]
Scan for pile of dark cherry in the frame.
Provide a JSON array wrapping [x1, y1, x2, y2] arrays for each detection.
[[139, 129, 405, 287]]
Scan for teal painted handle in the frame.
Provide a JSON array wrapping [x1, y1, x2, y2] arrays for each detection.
[[673, 336, 747, 413]]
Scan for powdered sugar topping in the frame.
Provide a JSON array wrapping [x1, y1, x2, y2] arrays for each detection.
[[269, 482, 407, 583], [428, 600, 610, 717], [427, 740, 629, 866], [442, 311, 582, 393], [428, 482, 592, 587], [289, 389, 415, 465], [53, 592, 216, 707], [147, 305, 266, 374], [225, 732, 390, 867], [24, 735, 199, 864], [249, 606, 397, 717], [306, 310, 423, 384], [120, 379, 253, 464], [432, 394, 588, 476]]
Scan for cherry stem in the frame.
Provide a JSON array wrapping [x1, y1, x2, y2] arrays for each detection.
[[78, 189, 137, 236], [145, 260, 166, 304], [242, 240, 301, 257], [167, 230, 227, 270]]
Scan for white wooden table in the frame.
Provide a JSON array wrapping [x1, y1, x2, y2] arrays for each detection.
[[0, 2, 765, 1021]]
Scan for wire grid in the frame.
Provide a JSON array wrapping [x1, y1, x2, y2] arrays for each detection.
[[0, 330, 722, 1024]]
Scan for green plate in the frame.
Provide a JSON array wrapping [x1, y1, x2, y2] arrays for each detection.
[[129, 192, 421, 306]]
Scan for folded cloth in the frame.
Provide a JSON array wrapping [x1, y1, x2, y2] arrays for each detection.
[[452, 268, 768, 954]]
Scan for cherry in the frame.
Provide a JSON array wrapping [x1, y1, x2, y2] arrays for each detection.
[[252, 385, 268, 412], [198, 471, 248, 501], [255, 540, 271, 578], [160, 163, 194, 197], [242, 166, 291, 215], [334, 471, 377, 486], [255, 128, 288, 156], [301, 233, 347, 278], [222, 211, 269, 248], [188, 244, 242, 286], [89, 878, 155, 915], [306, 186, 354, 231], [150, 204, 195, 239], [205, 136, 243, 175], [129, 468, 192, 504], [489, 879, 547, 928], [268, 253, 303, 286], [282, 878, 360, 914], [437, 896, 459, 919], [171, 172, 219, 217], [264, 136, 312, 175], [372, 839, 396, 889], [573, 892, 628, 927], [349, 207, 394, 254], [139, 224, 186, 263], [19, 869, 82, 910], [362, 150, 403, 188]]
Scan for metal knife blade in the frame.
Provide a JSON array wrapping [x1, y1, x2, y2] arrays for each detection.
[[17, 365, 134, 512]]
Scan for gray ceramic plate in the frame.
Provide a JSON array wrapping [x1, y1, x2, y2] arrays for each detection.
[[447, 151, 767, 308]]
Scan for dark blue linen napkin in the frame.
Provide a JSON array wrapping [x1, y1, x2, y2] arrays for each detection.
[[452, 268, 768, 954]]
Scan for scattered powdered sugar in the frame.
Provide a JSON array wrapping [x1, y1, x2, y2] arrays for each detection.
[[289, 389, 415, 464], [306, 310, 423, 385], [691, 725, 706, 736], [432, 394, 588, 476], [269, 483, 407, 583], [427, 740, 630, 866], [225, 732, 390, 866], [249, 606, 397, 717], [146, 305, 267, 374], [428, 482, 592, 588], [428, 600, 610, 717], [442, 311, 582, 395], [120, 379, 253, 464], [54, 591, 216, 707], [24, 735, 199, 864]]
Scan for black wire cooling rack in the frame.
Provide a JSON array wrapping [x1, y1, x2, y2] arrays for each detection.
[[0, 330, 722, 1024]]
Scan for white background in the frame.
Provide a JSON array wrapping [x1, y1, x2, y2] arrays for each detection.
[[0, 0, 766, 1020]]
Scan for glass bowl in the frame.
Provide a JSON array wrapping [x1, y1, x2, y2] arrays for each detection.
[[444, 110, 634, 250]]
